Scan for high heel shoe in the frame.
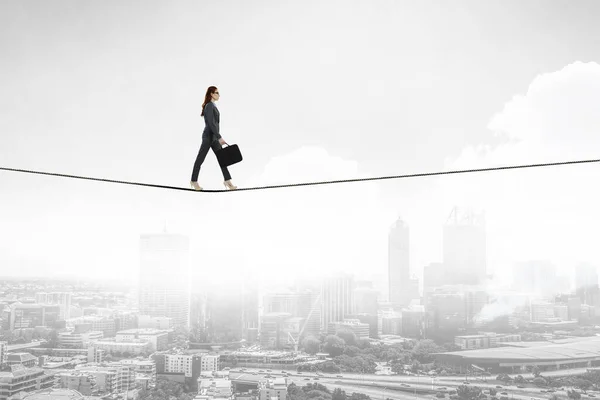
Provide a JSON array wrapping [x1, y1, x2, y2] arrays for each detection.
[[223, 180, 237, 190], [190, 181, 203, 191]]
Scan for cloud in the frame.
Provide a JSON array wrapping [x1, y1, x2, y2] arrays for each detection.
[[438, 61, 600, 280], [212, 145, 397, 287], [473, 292, 530, 325]]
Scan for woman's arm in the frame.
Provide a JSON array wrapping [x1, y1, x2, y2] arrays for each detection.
[[204, 102, 222, 139]]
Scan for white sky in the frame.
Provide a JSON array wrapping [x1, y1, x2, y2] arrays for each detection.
[[1, 1, 600, 292]]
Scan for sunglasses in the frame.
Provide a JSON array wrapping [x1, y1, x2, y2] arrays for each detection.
[[214, 92, 220, 95]]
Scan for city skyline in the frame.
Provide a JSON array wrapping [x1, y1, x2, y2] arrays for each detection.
[[3, 1, 600, 285]]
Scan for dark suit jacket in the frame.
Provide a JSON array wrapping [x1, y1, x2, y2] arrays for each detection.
[[203, 101, 222, 140]]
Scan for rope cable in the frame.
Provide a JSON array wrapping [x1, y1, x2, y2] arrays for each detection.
[[1, 158, 599, 193]]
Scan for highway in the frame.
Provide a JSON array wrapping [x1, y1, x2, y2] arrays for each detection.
[[228, 367, 591, 400]]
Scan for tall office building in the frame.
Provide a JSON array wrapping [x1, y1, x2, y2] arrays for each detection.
[[575, 263, 600, 309], [35, 292, 72, 320], [353, 287, 379, 316], [443, 207, 487, 285], [205, 285, 244, 343], [138, 233, 191, 328], [294, 279, 323, 336], [242, 280, 259, 341], [513, 260, 558, 297], [321, 273, 354, 330], [388, 217, 416, 309], [576, 263, 599, 290]]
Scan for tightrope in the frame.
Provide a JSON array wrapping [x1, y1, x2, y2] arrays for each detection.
[[1, 158, 599, 193]]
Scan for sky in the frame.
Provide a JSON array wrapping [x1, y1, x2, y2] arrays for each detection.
[[1, 0, 600, 293]]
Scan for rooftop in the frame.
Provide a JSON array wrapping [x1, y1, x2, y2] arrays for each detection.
[[438, 336, 600, 362], [22, 389, 85, 399]]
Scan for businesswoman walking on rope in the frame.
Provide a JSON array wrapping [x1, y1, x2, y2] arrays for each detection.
[[190, 86, 237, 191]]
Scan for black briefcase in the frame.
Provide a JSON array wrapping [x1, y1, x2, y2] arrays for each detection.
[[216, 143, 243, 168]]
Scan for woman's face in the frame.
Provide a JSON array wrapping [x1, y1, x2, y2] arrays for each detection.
[[211, 90, 220, 101]]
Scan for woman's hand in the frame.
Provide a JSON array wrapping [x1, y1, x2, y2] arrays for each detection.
[[219, 138, 227, 146]]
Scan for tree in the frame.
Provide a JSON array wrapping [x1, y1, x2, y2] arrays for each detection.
[[390, 361, 405, 375], [303, 336, 321, 355], [336, 329, 357, 347], [332, 388, 346, 400], [442, 343, 462, 352], [411, 339, 444, 363], [343, 346, 361, 358], [411, 360, 421, 373], [533, 377, 546, 387], [457, 385, 482, 400], [139, 377, 192, 400], [349, 393, 370, 400], [323, 335, 345, 357], [573, 379, 592, 393]]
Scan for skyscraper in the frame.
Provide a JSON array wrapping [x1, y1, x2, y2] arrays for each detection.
[[388, 217, 415, 309], [138, 233, 191, 328], [321, 273, 354, 330], [205, 285, 244, 342], [443, 207, 487, 286], [575, 263, 600, 309], [35, 292, 72, 320], [513, 260, 558, 296], [576, 263, 599, 290]]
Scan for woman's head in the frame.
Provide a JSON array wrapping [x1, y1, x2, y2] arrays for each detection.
[[201, 86, 219, 116]]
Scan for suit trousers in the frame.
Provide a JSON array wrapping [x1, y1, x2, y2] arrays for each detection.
[[191, 134, 232, 182]]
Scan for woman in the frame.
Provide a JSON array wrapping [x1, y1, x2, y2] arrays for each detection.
[[190, 86, 237, 191]]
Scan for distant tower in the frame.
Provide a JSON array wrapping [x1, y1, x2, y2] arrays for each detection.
[[443, 207, 487, 285], [388, 217, 413, 309], [321, 273, 354, 330], [138, 233, 191, 328]]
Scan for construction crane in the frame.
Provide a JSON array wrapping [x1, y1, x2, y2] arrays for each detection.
[[287, 291, 322, 352]]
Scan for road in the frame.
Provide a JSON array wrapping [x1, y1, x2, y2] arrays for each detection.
[[227, 367, 586, 400]]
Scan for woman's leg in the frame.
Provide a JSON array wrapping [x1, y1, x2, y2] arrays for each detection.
[[210, 139, 232, 181], [191, 137, 213, 182]]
